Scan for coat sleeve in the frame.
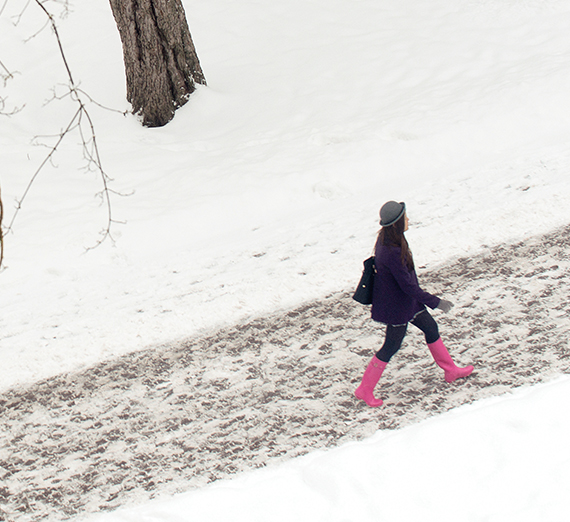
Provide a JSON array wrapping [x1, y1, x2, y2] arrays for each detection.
[[388, 251, 441, 310]]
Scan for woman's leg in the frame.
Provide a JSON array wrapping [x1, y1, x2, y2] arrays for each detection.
[[355, 324, 407, 407], [410, 309, 439, 344], [376, 323, 408, 362], [412, 310, 474, 383]]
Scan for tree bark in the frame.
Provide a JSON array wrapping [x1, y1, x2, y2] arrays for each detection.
[[108, 0, 206, 127]]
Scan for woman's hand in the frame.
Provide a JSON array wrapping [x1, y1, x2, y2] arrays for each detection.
[[437, 299, 454, 313]]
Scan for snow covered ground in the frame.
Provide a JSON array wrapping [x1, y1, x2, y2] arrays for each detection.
[[1, 0, 570, 520]]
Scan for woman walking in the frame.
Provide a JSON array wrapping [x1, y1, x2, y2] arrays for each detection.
[[355, 201, 473, 407]]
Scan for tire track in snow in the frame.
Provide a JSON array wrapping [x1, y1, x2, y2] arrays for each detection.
[[1, 226, 570, 521]]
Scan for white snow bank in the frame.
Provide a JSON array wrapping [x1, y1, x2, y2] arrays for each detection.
[[82, 375, 570, 522]]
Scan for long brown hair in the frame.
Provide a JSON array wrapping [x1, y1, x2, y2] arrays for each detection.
[[376, 213, 414, 270]]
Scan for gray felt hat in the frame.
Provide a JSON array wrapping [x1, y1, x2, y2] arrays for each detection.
[[379, 201, 406, 227]]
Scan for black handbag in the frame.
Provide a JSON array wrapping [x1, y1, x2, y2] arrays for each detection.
[[352, 256, 375, 305]]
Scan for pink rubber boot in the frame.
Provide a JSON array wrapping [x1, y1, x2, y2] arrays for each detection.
[[354, 356, 387, 407], [428, 338, 474, 383]]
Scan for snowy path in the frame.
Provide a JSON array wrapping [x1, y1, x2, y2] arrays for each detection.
[[1, 226, 570, 522]]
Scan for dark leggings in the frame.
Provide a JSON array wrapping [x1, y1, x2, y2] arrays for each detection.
[[375, 310, 440, 363]]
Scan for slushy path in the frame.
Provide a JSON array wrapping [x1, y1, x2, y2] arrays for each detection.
[[1, 226, 569, 522]]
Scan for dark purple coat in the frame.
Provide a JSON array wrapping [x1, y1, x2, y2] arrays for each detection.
[[371, 244, 440, 325]]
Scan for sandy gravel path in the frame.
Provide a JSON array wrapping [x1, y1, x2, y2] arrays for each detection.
[[1, 226, 569, 521]]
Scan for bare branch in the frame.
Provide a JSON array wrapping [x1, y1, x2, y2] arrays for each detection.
[[0, 96, 24, 116], [22, 17, 50, 42], [5, 107, 82, 234], [33, 0, 75, 85], [0, 58, 25, 115], [0, 58, 13, 80], [10, 0, 31, 26], [0, 0, 9, 18], [75, 87, 129, 116], [5, 0, 125, 253], [78, 108, 117, 251]]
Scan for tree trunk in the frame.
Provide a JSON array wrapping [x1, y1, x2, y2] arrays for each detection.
[[108, 0, 206, 127]]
